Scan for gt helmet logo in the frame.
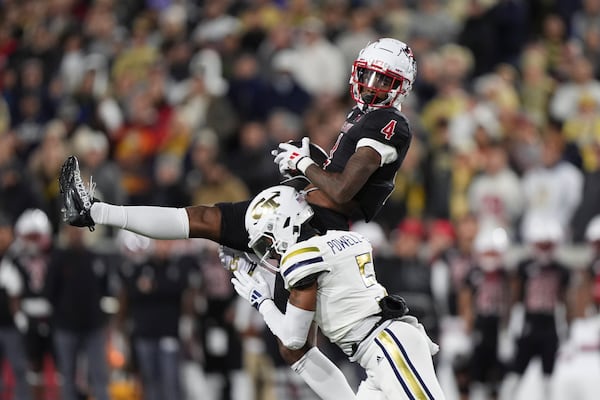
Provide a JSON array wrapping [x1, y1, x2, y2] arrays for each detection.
[[250, 191, 281, 220]]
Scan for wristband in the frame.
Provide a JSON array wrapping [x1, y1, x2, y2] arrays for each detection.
[[297, 157, 316, 174]]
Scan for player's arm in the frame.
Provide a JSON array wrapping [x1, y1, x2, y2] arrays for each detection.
[[231, 269, 316, 349], [231, 270, 358, 399], [458, 285, 474, 332], [288, 281, 318, 310], [509, 268, 522, 308], [304, 147, 381, 203], [0, 258, 27, 332], [274, 137, 381, 203], [569, 269, 592, 320]]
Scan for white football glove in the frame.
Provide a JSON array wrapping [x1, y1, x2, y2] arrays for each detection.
[[218, 245, 258, 275], [272, 137, 316, 176], [231, 269, 272, 310]]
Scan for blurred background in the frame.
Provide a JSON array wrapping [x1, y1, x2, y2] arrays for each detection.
[[1, 0, 600, 399]]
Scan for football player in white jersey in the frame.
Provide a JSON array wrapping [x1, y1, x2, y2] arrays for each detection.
[[228, 185, 445, 400]]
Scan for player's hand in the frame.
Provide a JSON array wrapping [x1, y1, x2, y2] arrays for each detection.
[[231, 269, 272, 310], [218, 245, 258, 275], [272, 137, 316, 176]]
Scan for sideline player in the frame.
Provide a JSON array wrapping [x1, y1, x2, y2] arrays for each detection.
[[229, 185, 445, 399], [502, 216, 571, 399], [60, 38, 417, 399], [549, 216, 600, 400], [0, 209, 55, 400]]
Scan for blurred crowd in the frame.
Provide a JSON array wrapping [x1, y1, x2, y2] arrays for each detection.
[[1, 0, 600, 399]]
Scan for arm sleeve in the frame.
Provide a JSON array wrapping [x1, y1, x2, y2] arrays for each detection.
[[356, 138, 398, 165], [91, 202, 189, 239], [291, 347, 358, 400], [258, 300, 315, 350]]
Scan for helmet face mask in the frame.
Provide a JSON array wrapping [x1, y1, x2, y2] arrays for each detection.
[[350, 38, 416, 111], [249, 233, 275, 260], [245, 186, 314, 270], [352, 65, 405, 107]]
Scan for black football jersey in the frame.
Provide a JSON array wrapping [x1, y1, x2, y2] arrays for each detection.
[[465, 267, 509, 317], [517, 258, 570, 314], [324, 106, 411, 221], [5, 250, 52, 298]]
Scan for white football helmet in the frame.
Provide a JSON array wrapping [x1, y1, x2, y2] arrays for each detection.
[[474, 226, 509, 271], [350, 38, 417, 112], [474, 226, 509, 254], [15, 208, 52, 254], [521, 214, 563, 264], [245, 185, 314, 268]]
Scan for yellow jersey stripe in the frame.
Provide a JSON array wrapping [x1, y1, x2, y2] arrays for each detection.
[[281, 246, 320, 265]]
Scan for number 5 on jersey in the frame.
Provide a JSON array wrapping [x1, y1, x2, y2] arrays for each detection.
[[356, 252, 377, 287]]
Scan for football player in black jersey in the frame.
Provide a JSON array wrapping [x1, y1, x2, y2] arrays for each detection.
[[60, 38, 417, 400], [459, 226, 511, 400], [503, 216, 571, 399], [1, 209, 55, 400]]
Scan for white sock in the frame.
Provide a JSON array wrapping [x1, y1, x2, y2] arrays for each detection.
[[91, 202, 189, 239], [291, 347, 356, 400]]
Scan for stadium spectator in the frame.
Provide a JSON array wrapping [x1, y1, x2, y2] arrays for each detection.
[[520, 127, 584, 238], [549, 55, 600, 122], [467, 140, 524, 236]]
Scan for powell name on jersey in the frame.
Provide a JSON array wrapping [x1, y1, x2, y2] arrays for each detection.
[[327, 107, 411, 221], [279, 230, 386, 346]]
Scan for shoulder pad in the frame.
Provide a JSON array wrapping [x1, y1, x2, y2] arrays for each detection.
[[361, 109, 410, 145], [280, 243, 329, 289]]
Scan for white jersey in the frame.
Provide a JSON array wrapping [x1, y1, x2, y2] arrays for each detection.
[[279, 230, 386, 348], [278, 230, 445, 400], [521, 161, 583, 230], [468, 167, 524, 232]]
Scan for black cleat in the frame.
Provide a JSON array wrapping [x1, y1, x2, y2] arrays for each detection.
[[59, 156, 96, 231]]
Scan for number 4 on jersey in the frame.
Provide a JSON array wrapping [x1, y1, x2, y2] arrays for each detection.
[[380, 120, 396, 140]]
